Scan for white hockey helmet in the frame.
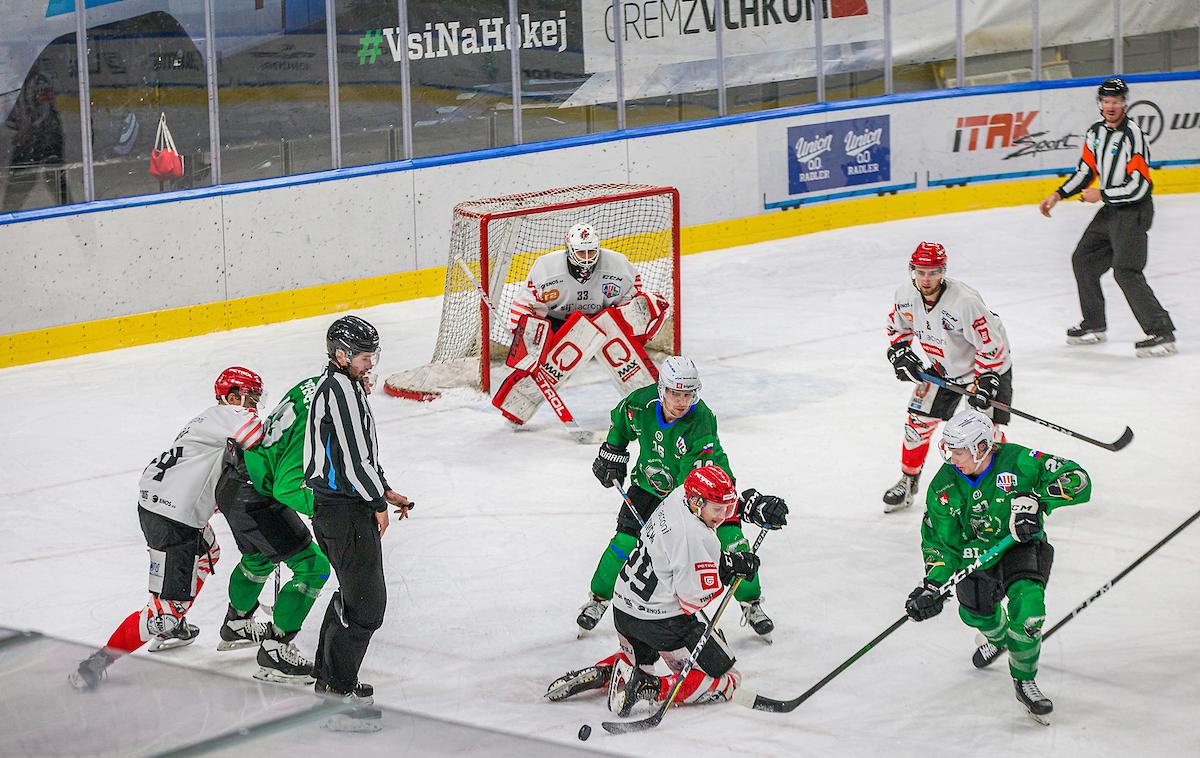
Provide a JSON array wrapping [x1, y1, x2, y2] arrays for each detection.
[[658, 356, 702, 405], [565, 223, 601, 281], [939, 409, 995, 466]]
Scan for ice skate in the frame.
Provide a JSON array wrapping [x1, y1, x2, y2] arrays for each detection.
[[1013, 678, 1053, 725], [739, 597, 774, 642], [1135, 332, 1177, 358], [972, 633, 1006, 668], [576, 594, 610, 637], [882, 473, 919, 513], [316, 680, 380, 732], [545, 665, 610, 701], [147, 618, 199, 652], [68, 649, 114, 691], [217, 604, 275, 651], [607, 659, 661, 717], [1066, 322, 1106, 345], [254, 637, 315, 685]]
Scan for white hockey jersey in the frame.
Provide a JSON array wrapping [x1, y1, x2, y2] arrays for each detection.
[[138, 404, 264, 529], [887, 276, 1011, 382], [508, 248, 641, 329], [613, 488, 724, 621]]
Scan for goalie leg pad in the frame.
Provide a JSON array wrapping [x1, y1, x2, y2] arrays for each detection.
[[506, 314, 552, 373], [491, 311, 605, 424], [591, 308, 659, 395]]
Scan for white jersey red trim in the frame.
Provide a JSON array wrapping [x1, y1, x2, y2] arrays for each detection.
[[613, 488, 724, 621], [138, 404, 263, 529], [887, 276, 1012, 382], [508, 248, 641, 330]]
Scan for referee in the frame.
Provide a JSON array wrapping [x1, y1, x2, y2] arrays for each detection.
[[303, 315, 411, 705], [1039, 77, 1176, 357]]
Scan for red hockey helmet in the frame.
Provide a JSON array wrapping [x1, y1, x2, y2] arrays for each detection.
[[910, 241, 948, 270], [214, 366, 264, 402], [684, 466, 738, 521]]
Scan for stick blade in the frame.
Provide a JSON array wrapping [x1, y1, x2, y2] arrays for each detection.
[[733, 688, 795, 713], [1108, 426, 1134, 451], [600, 714, 662, 735]]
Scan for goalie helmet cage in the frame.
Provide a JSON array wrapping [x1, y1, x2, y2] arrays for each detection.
[[385, 184, 681, 401]]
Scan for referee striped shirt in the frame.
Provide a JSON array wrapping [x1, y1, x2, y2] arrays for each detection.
[[303, 364, 389, 510], [1058, 117, 1152, 205]]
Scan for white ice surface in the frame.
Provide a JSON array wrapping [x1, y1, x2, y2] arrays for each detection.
[[2, 196, 1199, 756]]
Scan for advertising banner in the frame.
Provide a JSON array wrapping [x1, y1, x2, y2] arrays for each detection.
[[787, 115, 890, 195]]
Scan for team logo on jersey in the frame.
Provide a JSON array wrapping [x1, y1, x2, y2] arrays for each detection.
[[941, 313, 959, 331], [644, 465, 675, 494], [937, 492, 949, 506], [602, 282, 621, 298], [676, 437, 687, 455], [971, 500, 986, 513], [972, 489, 982, 500], [995, 471, 1017, 492], [654, 430, 663, 442], [541, 288, 561, 302]]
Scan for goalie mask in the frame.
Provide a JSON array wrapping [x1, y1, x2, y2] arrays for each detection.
[[565, 223, 601, 282], [939, 409, 995, 467], [684, 466, 738, 523]]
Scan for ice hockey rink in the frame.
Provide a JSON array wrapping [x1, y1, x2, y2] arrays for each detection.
[[2, 195, 1198, 756]]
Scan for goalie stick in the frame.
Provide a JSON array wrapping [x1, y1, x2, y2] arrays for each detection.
[[1043, 505, 1200, 640], [456, 261, 594, 443], [600, 528, 770, 735], [733, 534, 1017, 714], [917, 371, 1133, 452]]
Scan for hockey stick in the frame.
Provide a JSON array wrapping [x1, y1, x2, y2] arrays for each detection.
[[457, 261, 592, 443], [916, 372, 1133, 452], [600, 528, 770, 735], [1043, 505, 1200, 640], [734, 534, 1017, 714]]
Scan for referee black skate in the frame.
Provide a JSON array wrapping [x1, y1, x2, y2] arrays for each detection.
[[1038, 77, 1176, 357], [303, 315, 412, 720]]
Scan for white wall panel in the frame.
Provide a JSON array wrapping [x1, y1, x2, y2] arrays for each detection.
[[4, 198, 225, 332]]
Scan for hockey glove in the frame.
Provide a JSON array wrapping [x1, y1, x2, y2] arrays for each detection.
[[739, 489, 788, 529], [968, 371, 1001, 410], [718, 551, 761, 585], [1009, 492, 1044, 542], [905, 580, 945, 622], [887, 343, 925, 383], [592, 443, 630, 488]]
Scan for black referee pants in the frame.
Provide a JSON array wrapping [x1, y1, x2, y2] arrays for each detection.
[[312, 500, 386, 693], [1071, 198, 1174, 335]]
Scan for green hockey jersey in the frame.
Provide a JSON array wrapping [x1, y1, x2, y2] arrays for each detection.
[[243, 376, 319, 517], [921, 442, 1092, 584], [605, 384, 732, 497]]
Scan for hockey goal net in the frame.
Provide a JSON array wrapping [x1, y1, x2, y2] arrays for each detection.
[[385, 183, 681, 400]]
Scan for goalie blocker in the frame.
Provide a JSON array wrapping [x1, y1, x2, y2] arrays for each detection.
[[493, 292, 669, 425]]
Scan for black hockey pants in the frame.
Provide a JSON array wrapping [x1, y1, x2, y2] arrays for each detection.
[[1071, 198, 1174, 335], [312, 498, 386, 694]]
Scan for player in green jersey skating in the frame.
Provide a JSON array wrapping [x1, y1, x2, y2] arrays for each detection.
[[581, 356, 789, 640], [213, 376, 331, 684], [904, 409, 1092, 724]]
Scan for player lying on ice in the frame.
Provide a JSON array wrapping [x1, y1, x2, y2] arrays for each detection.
[[492, 222, 671, 424], [904, 409, 1091, 724], [546, 467, 788, 714]]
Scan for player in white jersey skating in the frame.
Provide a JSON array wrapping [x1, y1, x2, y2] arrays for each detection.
[[882, 242, 1014, 513], [493, 222, 671, 424], [544, 467, 787, 715], [69, 367, 266, 690]]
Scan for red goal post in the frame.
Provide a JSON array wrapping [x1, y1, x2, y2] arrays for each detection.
[[385, 184, 681, 401]]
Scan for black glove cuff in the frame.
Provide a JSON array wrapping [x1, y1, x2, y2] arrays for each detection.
[[598, 444, 629, 464]]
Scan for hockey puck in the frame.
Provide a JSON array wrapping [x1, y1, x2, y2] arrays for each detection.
[[577, 724, 592, 741]]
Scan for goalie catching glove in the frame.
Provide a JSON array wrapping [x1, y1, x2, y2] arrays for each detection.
[[887, 343, 925, 383], [718, 550, 761, 585], [738, 489, 788, 529], [592, 443, 629, 488], [1009, 492, 1044, 542]]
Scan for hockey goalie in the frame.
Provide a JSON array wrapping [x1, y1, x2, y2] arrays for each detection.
[[492, 222, 672, 425]]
